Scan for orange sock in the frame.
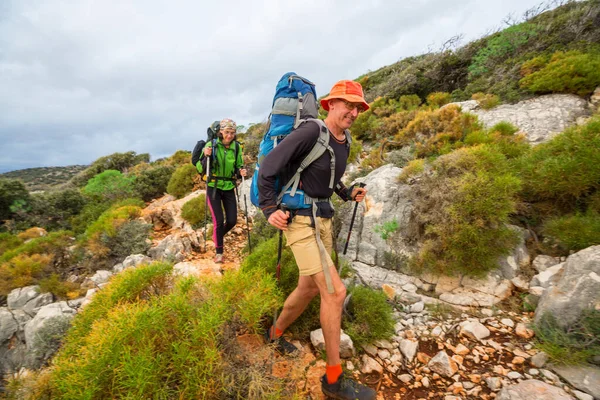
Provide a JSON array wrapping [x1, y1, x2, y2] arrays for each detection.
[[270, 326, 284, 339], [326, 364, 343, 384]]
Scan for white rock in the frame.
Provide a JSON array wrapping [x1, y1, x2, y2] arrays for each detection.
[[361, 355, 383, 374], [400, 339, 419, 362], [459, 320, 491, 341]]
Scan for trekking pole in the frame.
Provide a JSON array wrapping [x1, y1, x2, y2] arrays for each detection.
[[342, 183, 367, 256], [204, 155, 211, 253], [272, 206, 287, 337], [241, 175, 252, 253]]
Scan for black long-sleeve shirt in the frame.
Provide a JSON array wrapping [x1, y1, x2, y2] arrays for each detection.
[[258, 120, 352, 220]]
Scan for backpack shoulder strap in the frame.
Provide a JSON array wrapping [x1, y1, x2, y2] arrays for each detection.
[[277, 119, 335, 201]]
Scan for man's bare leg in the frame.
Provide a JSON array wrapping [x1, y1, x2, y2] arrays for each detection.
[[311, 264, 346, 366], [274, 275, 320, 332]]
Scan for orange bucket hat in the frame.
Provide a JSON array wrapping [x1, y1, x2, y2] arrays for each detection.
[[320, 80, 370, 111]]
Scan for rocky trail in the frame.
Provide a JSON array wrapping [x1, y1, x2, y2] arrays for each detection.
[[143, 191, 596, 400]]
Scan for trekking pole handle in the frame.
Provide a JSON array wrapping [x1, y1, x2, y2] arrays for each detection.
[[343, 182, 367, 256]]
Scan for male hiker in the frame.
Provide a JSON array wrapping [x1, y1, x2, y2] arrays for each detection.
[[258, 80, 375, 399]]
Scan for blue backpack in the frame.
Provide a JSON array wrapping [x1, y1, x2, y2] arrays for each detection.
[[250, 73, 320, 207]]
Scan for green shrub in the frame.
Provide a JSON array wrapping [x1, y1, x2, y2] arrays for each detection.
[[534, 309, 600, 366], [0, 178, 31, 221], [520, 51, 600, 96], [0, 230, 74, 264], [11, 188, 87, 232], [469, 23, 540, 78], [69, 201, 112, 235], [471, 92, 500, 109], [82, 170, 138, 203], [0, 254, 52, 296], [132, 165, 175, 201], [38, 273, 83, 300], [0, 232, 23, 255], [70, 151, 150, 187], [343, 285, 395, 347], [516, 116, 600, 206], [102, 220, 152, 259], [490, 121, 519, 136], [426, 92, 452, 108], [167, 164, 197, 199], [245, 213, 277, 252], [398, 94, 422, 111], [397, 159, 425, 183], [181, 194, 207, 228], [348, 135, 363, 162], [81, 200, 146, 262], [374, 220, 399, 240], [49, 263, 292, 399], [411, 145, 521, 276], [543, 211, 600, 253]]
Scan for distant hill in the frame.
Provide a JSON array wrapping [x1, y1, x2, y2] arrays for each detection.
[[0, 165, 88, 192]]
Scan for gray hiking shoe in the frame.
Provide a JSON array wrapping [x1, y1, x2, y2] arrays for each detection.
[[263, 327, 298, 355], [214, 254, 223, 263], [321, 373, 376, 400]]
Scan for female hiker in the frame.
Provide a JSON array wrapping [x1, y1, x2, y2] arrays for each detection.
[[199, 118, 246, 263]]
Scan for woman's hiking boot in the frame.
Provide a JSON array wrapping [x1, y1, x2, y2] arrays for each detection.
[[263, 327, 298, 355], [214, 254, 223, 263], [321, 373, 376, 400]]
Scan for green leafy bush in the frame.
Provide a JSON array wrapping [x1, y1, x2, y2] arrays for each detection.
[[469, 23, 540, 78], [70, 151, 150, 187], [0, 254, 52, 296], [516, 116, 600, 207], [0, 232, 23, 255], [11, 188, 87, 232], [245, 213, 277, 252], [102, 220, 152, 259], [132, 165, 175, 201], [82, 170, 138, 203], [520, 51, 600, 96], [398, 159, 425, 183], [471, 92, 500, 109], [167, 164, 197, 199], [49, 263, 292, 399], [543, 211, 600, 253], [534, 309, 600, 366], [0, 178, 31, 221], [411, 145, 521, 276], [343, 285, 395, 347], [426, 92, 452, 108], [181, 194, 207, 228], [81, 200, 146, 262], [398, 94, 422, 111]]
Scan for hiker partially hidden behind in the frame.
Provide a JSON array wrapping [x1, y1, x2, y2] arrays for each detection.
[[258, 81, 375, 400], [198, 118, 246, 264]]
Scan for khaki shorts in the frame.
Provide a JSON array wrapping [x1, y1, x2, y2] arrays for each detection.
[[284, 215, 334, 276]]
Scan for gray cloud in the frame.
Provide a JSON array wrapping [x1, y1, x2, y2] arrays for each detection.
[[1, 0, 547, 172]]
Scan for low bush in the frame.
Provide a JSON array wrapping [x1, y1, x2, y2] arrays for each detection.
[[520, 50, 600, 97], [167, 164, 198, 199], [515, 116, 600, 208], [49, 263, 295, 399], [542, 211, 600, 253], [471, 92, 500, 109], [411, 145, 521, 276], [181, 194, 207, 228], [82, 170, 138, 203], [533, 309, 600, 366], [343, 285, 395, 348], [0, 254, 52, 296], [426, 92, 452, 108], [0, 232, 23, 254], [398, 159, 425, 183], [132, 165, 175, 201]]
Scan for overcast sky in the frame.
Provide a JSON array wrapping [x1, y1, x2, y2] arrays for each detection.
[[0, 0, 552, 173]]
